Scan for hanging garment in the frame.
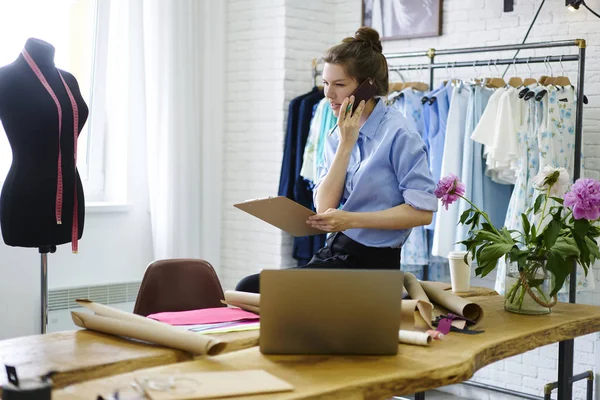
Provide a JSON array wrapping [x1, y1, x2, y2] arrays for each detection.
[[392, 89, 429, 267], [278, 88, 318, 199], [455, 84, 513, 249], [431, 83, 469, 257], [278, 87, 326, 266], [300, 97, 336, 185], [494, 85, 541, 294], [294, 90, 327, 266]]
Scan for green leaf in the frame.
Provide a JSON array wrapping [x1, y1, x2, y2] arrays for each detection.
[[474, 230, 503, 243], [533, 194, 545, 214], [531, 223, 537, 242], [584, 236, 600, 259], [459, 209, 471, 225], [543, 219, 562, 248], [500, 227, 515, 243], [552, 236, 580, 259], [546, 252, 571, 297], [550, 196, 564, 205], [521, 214, 531, 240], [573, 219, 590, 239], [476, 243, 515, 278]]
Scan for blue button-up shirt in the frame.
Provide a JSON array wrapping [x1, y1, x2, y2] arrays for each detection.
[[314, 99, 438, 248]]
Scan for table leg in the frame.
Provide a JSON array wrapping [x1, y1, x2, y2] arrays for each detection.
[[414, 392, 426, 400], [557, 339, 574, 400]]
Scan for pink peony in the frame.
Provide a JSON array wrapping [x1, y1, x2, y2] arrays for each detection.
[[435, 174, 465, 210], [564, 178, 600, 220]]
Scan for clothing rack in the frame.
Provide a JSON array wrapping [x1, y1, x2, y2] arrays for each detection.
[[384, 39, 587, 400], [312, 39, 588, 400]]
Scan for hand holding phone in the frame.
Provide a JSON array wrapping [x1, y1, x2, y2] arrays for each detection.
[[347, 78, 377, 114]]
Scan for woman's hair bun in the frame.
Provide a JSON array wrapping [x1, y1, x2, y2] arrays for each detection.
[[354, 26, 382, 53]]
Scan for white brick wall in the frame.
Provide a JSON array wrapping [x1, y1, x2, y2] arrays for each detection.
[[221, 0, 600, 398], [221, 0, 288, 290], [333, 0, 600, 399], [221, 0, 337, 290]]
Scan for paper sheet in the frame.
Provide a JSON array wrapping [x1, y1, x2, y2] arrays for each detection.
[[148, 307, 259, 326], [134, 369, 293, 400], [72, 299, 226, 356]]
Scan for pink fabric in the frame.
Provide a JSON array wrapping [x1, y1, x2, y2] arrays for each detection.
[[147, 307, 259, 325]]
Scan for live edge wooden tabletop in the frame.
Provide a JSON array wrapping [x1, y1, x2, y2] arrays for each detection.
[[0, 328, 260, 394], [0, 285, 494, 397], [54, 296, 600, 400]]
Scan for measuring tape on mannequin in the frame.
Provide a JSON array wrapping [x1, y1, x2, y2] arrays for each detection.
[[22, 49, 79, 253]]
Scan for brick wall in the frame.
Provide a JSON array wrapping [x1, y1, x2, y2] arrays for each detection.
[[221, 0, 336, 290], [221, 0, 288, 290], [332, 0, 599, 399]]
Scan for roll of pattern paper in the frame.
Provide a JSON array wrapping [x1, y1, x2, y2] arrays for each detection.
[[398, 330, 432, 346]]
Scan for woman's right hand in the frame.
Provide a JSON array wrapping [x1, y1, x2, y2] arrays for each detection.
[[337, 95, 365, 147]]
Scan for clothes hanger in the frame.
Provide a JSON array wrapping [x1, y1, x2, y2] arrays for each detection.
[[522, 57, 538, 86], [507, 58, 523, 88], [553, 55, 572, 87], [388, 69, 406, 93], [485, 59, 506, 88], [538, 56, 551, 86], [469, 61, 482, 86], [407, 64, 429, 92]]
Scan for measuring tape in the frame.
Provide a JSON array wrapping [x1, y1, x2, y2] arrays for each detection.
[[22, 49, 80, 253]]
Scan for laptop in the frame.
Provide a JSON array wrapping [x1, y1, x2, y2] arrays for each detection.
[[259, 269, 404, 356]]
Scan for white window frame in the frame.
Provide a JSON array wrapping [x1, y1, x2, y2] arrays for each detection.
[[0, 0, 108, 203]]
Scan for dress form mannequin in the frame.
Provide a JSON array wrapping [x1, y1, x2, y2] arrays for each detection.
[[0, 38, 88, 333]]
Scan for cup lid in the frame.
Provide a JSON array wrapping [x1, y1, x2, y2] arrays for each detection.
[[447, 250, 470, 259]]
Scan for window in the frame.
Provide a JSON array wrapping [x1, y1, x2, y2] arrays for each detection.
[[0, 0, 104, 200]]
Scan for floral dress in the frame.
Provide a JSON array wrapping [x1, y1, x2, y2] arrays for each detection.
[[541, 86, 594, 294], [495, 86, 540, 294]]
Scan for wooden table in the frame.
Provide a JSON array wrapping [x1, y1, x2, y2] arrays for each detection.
[[0, 329, 259, 395], [0, 285, 495, 395], [53, 296, 600, 400]]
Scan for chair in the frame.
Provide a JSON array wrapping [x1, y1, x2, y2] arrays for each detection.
[[133, 258, 226, 316]]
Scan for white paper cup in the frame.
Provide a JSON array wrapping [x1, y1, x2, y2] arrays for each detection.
[[447, 251, 472, 293]]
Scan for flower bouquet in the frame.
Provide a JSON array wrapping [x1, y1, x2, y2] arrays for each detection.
[[435, 167, 600, 314]]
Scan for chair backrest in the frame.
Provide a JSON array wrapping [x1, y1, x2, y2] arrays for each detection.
[[133, 258, 226, 316]]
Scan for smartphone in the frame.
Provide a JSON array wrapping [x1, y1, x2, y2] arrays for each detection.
[[347, 78, 377, 114]]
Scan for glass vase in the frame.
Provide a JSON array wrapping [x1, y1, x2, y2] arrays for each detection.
[[504, 257, 555, 315]]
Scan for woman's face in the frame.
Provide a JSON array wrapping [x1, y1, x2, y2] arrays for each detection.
[[322, 63, 359, 117]]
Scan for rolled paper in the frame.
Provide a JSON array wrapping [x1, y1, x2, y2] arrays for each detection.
[[419, 281, 484, 326], [403, 272, 429, 302], [72, 299, 226, 356], [398, 330, 432, 346], [224, 290, 260, 307]]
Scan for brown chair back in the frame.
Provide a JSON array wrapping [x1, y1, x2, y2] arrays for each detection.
[[133, 258, 226, 316]]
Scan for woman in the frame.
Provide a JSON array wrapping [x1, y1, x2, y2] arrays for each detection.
[[235, 27, 437, 293]]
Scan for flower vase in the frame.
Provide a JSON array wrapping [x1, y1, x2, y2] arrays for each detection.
[[504, 257, 556, 315]]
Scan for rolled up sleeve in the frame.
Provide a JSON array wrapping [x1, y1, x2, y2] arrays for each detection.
[[392, 128, 438, 212]]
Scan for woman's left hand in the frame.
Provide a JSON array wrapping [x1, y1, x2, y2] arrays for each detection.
[[307, 208, 355, 232]]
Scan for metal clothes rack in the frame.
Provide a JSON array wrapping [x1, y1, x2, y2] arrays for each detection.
[[313, 39, 589, 400], [384, 39, 588, 400]]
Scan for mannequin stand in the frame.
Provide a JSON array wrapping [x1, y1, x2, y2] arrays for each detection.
[[39, 245, 56, 334]]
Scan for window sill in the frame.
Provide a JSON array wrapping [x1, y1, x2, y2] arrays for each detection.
[[85, 202, 133, 214]]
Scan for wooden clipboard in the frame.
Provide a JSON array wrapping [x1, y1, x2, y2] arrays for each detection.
[[234, 196, 327, 237]]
